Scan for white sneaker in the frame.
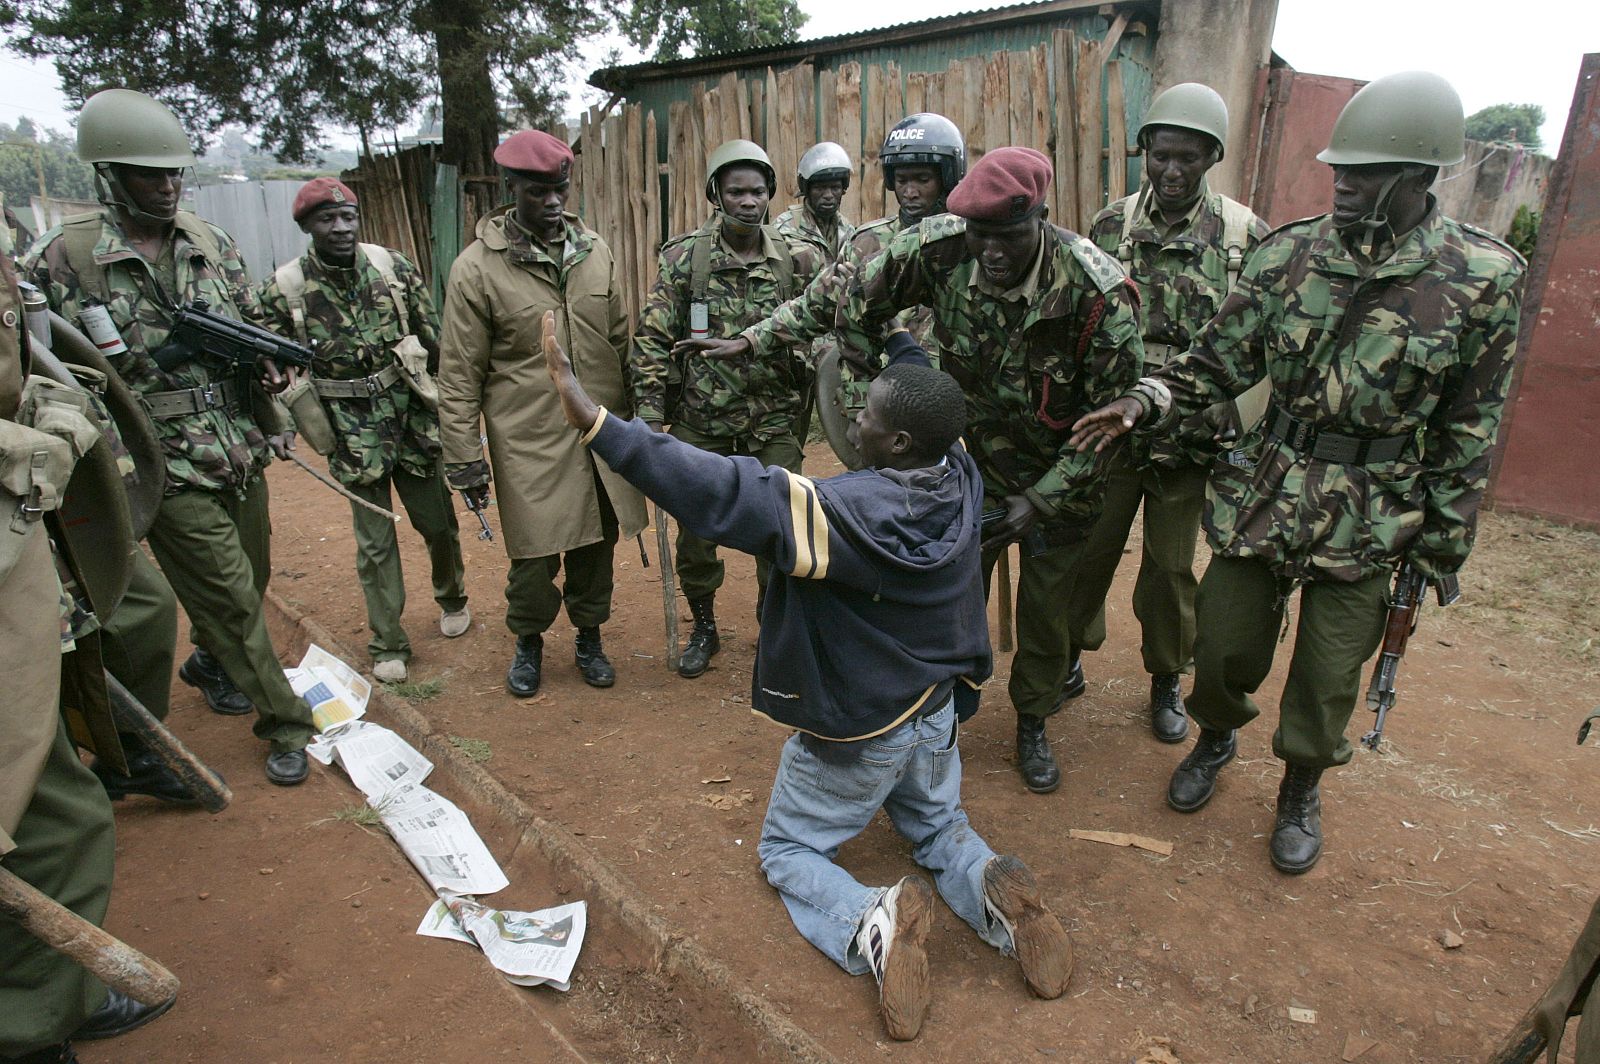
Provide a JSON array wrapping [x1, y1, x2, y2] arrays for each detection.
[[440, 606, 472, 638], [854, 874, 933, 1040], [373, 659, 408, 683]]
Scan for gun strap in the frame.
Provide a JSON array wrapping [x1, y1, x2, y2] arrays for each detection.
[[142, 378, 240, 419]]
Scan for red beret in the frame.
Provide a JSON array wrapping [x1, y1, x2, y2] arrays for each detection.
[[946, 146, 1053, 223], [494, 130, 574, 181], [292, 177, 358, 222]]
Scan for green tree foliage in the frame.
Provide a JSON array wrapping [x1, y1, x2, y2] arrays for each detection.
[[1465, 104, 1545, 152], [1507, 204, 1540, 261], [2, 0, 806, 177], [0, 118, 95, 208], [624, 0, 807, 62]]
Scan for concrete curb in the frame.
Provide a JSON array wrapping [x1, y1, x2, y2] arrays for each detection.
[[266, 589, 840, 1064]]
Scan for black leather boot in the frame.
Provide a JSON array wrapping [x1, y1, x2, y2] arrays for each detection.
[[506, 634, 544, 698], [1270, 763, 1324, 874], [1150, 673, 1189, 744], [178, 647, 253, 715], [1166, 728, 1237, 812], [94, 744, 219, 805], [1060, 657, 1086, 701], [1, 1042, 79, 1063], [1015, 716, 1060, 794], [574, 626, 615, 688], [678, 595, 720, 678]]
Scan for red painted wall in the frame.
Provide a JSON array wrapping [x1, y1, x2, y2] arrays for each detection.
[[1490, 54, 1600, 528], [1247, 67, 1365, 226]]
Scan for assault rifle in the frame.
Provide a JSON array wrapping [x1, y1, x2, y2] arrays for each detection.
[[154, 299, 313, 376], [1362, 562, 1462, 751]]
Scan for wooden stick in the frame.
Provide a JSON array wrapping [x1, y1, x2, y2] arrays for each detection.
[[654, 503, 680, 672], [284, 451, 401, 522], [0, 865, 179, 1007], [996, 546, 1015, 653], [1485, 1000, 1546, 1064], [105, 672, 232, 813]]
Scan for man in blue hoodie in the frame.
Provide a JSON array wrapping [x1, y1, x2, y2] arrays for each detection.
[[541, 310, 1072, 1041]]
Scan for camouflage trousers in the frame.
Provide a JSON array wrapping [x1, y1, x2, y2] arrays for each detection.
[[0, 717, 114, 1056], [1187, 554, 1389, 769], [1065, 454, 1208, 677], [348, 465, 467, 663], [982, 537, 1091, 720], [669, 425, 804, 602], [504, 480, 617, 636], [99, 549, 178, 725], [147, 477, 315, 754]]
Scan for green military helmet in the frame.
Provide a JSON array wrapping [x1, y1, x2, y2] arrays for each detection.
[[1139, 82, 1229, 159], [76, 88, 196, 168], [704, 139, 777, 204], [1317, 71, 1466, 167]]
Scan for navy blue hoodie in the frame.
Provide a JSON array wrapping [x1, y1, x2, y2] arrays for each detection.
[[583, 411, 993, 741]]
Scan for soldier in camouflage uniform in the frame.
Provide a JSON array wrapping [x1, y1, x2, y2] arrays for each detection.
[[25, 89, 316, 787], [1070, 72, 1525, 874], [634, 139, 825, 679], [836, 147, 1144, 796], [258, 178, 469, 685], [773, 142, 856, 260], [1064, 83, 1269, 745]]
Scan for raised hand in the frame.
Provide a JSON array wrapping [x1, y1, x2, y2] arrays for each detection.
[[542, 309, 599, 431]]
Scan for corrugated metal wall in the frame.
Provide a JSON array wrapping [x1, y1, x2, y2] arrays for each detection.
[[192, 180, 307, 282]]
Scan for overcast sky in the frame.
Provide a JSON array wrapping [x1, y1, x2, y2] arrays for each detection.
[[1, 0, 1593, 155]]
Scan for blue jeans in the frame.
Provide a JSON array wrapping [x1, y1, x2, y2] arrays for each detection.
[[757, 699, 1010, 975]]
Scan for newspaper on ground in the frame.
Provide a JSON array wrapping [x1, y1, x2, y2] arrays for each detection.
[[306, 720, 433, 802], [379, 782, 508, 896], [417, 893, 586, 990], [286, 643, 372, 733]]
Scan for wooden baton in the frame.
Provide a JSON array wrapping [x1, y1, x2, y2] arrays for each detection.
[[0, 864, 179, 1007], [996, 546, 1015, 653], [654, 503, 680, 672], [105, 673, 232, 813]]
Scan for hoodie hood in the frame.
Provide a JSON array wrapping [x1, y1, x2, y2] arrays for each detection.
[[816, 444, 981, 572]]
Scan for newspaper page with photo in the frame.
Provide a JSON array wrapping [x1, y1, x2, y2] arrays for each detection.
[[379, 782, 509, 896], [417, 894, 587, 990]]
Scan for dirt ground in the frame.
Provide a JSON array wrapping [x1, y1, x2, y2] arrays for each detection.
[[84, 444, 1600, 1063]]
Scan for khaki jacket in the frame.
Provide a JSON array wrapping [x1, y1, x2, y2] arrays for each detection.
[[438, 210, 645, 559]]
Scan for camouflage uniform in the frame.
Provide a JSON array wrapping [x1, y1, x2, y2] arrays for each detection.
[[1134, 203, 1523, 767], [1065, 190, 1268, 677], [632, 220, 824, 598], [773, 202, 854, 260], [24, 208, 315, 755], [258, 245, 466, 665], [835, 213, 1143, 720]]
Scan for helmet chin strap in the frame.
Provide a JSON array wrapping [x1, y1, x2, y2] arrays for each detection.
[[718, 209, 766, 237], [1334, 168, 1409, 258], [95, 165, 179, 230]]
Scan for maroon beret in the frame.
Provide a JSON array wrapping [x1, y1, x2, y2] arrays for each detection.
[[494, 129, 574, 181], [292, 177, 358, 222], [946, 146, 1053, 223]]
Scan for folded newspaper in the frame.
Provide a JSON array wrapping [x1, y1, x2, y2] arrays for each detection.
[[417, 893, 587, 990], [285, 643, 372, 733], [306, 720, 433, 802]]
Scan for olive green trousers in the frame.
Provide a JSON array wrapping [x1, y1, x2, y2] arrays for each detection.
[[348, 465, 467, 663], [1187, 554, 1389, 769], [0, 717, 114, 1056], [982, 538, 1091, 720], [504, 479, 618, 637], [1065, 453, 1208, 677], [98, 549, 178, 724], [146, 477, 314, 754]]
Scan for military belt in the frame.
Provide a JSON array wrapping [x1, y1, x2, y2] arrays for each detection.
[[311, 363, 403, 399], [1143, 341, 1181, 363], [143, 378, 240, 419], [1267, 408, 1409, 465]]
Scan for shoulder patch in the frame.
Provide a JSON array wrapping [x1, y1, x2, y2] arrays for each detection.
[[918, 212, 967, 245], [1064, 232, 1127, 294]]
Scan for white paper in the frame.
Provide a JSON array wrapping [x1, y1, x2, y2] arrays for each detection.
[[417, 895, 586, 991], [291, 644, 372, 733], [379, 783, 508, 896], [304, 721, 433, 801]]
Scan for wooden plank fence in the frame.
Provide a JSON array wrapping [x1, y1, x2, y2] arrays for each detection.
[[570, 26, 1146, 329]]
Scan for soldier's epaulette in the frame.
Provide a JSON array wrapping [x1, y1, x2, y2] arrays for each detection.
[[1261, 214, 1328, 241], [1455, 220, 1526, 267], [1064, 231, 1126, 295], [918, 213, 967, 246], [854, 216, 898, 237]]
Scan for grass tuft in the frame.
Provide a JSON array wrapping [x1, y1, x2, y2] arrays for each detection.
[[448, 735, 492, 763], [388, 677, 446, 701]]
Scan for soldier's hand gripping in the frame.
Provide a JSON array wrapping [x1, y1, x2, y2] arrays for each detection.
[[1069, 397, 1146, 453], [981, 494, 1040, 549], [671, 335, 751, 360], [258, 356, 289, 394], [268, 429, 296, 460], [542, 310, 599, 432]]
